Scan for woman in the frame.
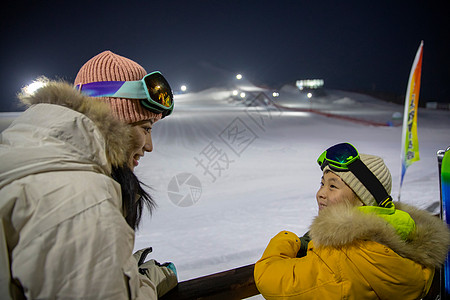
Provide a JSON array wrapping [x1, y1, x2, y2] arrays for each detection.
[[0, 51, 176, 299], [254, 142, 450, 299]]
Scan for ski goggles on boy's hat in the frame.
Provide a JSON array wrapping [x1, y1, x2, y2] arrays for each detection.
[[317, 142, 393, 208], [75, 71, 174, 118]]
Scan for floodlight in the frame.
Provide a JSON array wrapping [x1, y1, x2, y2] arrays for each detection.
[[24, 80, 46, 95]]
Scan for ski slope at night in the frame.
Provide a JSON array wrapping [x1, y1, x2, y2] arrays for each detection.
[[130, 84, 450, 284], [1, 84, 449, 298]]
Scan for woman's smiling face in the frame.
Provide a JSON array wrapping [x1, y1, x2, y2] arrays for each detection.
[[128, 120, 155, 171]]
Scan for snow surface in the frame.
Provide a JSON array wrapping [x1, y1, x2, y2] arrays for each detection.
[[136, 84, 450, 297], [1, 84, 449, 298]]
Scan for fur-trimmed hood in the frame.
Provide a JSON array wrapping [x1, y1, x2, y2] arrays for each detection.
[[0, 80, 132, 187], [310, 202, 450, 269]]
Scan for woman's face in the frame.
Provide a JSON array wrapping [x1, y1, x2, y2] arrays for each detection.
[[128, 120, 155, 171], [316, 170, 361, 212]]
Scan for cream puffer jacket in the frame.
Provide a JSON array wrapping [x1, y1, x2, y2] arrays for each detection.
[[0, 81, 159, 299]]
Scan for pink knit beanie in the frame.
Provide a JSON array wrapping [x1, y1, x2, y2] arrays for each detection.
[[74, 51, 162, 124]]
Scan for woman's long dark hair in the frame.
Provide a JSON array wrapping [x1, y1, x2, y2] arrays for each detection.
[[111, 165, 156, 230]]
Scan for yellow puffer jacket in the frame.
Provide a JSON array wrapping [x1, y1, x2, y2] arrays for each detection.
[[254, 202, 450, 300]]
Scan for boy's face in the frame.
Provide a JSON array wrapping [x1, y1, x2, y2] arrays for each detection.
[[316, 170, 361, 212]]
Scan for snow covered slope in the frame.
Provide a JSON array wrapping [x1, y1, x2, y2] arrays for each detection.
[[1, 86, 449, 288], [131, 87, 450, 283]]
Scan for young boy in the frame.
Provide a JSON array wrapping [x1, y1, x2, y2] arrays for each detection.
[[254, 142, 450, 299]]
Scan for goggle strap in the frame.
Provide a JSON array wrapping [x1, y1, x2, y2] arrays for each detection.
[[77, 80, 173, 110], [347, 159, 393, 208], [77, 81, 147, 99], [114, 81, 147, 99]]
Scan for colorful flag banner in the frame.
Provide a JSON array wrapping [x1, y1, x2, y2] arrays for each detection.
[[399, 41, 423, 198]]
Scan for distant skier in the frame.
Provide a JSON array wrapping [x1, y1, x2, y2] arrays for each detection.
[[0, 51, 177, 299], [254, 142, 450, 299]]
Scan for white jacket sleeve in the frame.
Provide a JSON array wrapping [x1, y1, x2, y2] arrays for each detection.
[[10, 174, 158, 299]]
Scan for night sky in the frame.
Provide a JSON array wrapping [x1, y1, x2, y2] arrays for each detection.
[[1, 0, 448, 112]]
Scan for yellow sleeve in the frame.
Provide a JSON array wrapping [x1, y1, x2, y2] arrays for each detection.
[[254, 231, 340, 299], [254, 231, 302, 296]]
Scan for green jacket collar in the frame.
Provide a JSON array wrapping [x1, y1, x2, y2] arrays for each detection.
[[358, 204, 416, 240]]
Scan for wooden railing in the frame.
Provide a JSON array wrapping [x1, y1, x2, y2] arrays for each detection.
[[159, 262, 443, 300], [160, 264, 259, 300]]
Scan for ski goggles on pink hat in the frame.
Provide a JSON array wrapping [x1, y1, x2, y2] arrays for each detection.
[[75, 71, 174, 118], [318, 142, 393, 208]]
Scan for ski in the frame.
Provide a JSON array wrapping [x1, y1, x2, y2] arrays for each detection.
[[438, 146, 450, 299]]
